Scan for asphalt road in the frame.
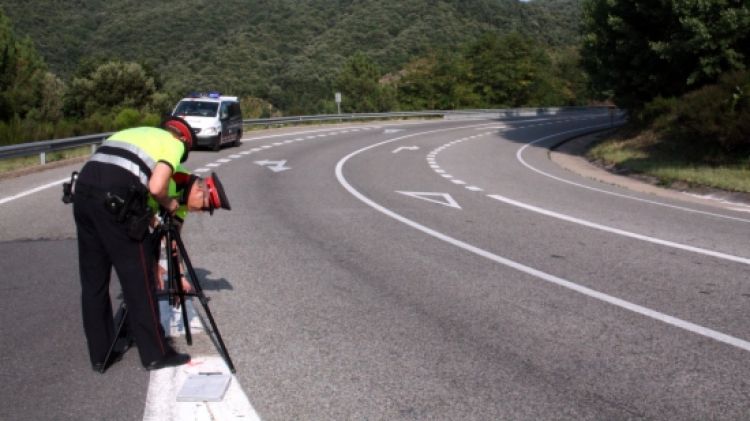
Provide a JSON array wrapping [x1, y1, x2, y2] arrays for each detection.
[[2, 111, 750, 420]]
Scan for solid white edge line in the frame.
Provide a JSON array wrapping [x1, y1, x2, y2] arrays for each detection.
[[486, 193, 750, 266], [515, 124, 750, 224], [334, 122, 750, 354], [0, 177, 68, 205], [143, 356, 260, 421]]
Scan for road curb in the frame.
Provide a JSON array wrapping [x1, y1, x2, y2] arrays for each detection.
[[549, 131, 750, 211]]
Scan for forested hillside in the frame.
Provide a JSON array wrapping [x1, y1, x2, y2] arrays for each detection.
[[0, 0, 581, 113]]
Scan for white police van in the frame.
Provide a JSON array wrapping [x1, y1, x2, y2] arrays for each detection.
[[172, 92, 243, 151]]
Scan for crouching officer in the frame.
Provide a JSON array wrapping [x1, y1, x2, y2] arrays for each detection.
[[150, 166, 232, 293], [71, 116, 195, 372]]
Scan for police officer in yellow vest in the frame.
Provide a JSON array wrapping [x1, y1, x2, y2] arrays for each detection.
[[73, 116, 195, 372]]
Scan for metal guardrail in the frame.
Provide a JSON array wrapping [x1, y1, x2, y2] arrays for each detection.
[[0, 108, 611, 164], [243, 111, 445, 126], [0, 132, 114, 163]]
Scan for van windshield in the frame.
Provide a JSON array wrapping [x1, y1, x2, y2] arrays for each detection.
[[173, 101, 219, 117]]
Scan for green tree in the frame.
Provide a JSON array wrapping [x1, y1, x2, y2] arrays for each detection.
[[0, 10, 48, 120], [581, 0, 750, 108], [466, 33, 558, 107], [396, 52, 479, 110], [65, 60, 157, 117], [37, 72, 66, 122], [335, 52, 394, 112]]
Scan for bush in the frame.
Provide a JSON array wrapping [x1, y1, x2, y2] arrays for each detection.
[[114, 108, 142, 130], [637, 96, 678, 128], [140, 112, 161, 127], [667, 70, 750, 153]]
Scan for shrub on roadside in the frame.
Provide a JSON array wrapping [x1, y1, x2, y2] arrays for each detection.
[[665, 70, 750, 153], [636, 96, 678, 128], [114, 108, 142, 130]]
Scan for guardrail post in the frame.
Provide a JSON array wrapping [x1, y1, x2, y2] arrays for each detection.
[[40, 151, 46, 165], [91, 143, 97, 154]]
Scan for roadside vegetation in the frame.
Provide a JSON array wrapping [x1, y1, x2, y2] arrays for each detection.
[[581, 1, 750, 193], [1, 0, 749, 195], [0, 1, 584, 148]]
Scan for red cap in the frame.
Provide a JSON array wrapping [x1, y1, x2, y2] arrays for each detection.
[[205, 172, 231, 214]]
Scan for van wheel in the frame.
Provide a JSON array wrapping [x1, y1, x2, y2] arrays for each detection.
[[211, 136, 221, 151]]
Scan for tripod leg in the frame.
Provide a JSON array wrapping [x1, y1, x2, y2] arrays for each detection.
[[101, 302, 128, 373], [173, 230, 236, 373], [166, 228, 192, 345]]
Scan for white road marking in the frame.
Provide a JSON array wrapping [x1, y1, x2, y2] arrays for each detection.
[[205, 163, 220, 167], [335, 123, 750, 354], [194, 168, 210, 173], [396, 191, 462, 209], [217, 159, 231, 163], [487, 193, 750, 266], [255, 160, 291, 173], [0, 177, 68, 205], [392, 146, 420, 154], [143, 356, 260, 421], [516, 125, 750, 223]]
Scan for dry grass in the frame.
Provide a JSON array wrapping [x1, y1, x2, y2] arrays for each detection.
[[0, 146, 91, 175], [587, 129, 750, 193]]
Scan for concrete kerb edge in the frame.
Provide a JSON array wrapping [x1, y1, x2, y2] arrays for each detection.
[[549, 130, 750, 211]]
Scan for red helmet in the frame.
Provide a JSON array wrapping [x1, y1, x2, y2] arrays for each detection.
[[162, 116, 195, 159]]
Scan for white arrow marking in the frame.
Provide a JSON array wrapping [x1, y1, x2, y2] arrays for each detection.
[[396, 191, 461, 209], [392, 146, 420, 154], [254, 160, 291, 172]]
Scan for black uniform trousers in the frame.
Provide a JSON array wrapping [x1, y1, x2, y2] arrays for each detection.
[[73, 188, 171, 366]]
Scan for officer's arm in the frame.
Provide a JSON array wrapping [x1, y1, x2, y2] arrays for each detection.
[[150, 162, 179, 214]]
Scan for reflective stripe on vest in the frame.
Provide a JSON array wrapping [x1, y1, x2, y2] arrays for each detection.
[[89, 153, 149, 185], [103, 140, 157, 169], [87, 127, 185, 189], [90, 139, 157, 186]]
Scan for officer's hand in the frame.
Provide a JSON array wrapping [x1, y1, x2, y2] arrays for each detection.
[[167, 199, 179, 215]]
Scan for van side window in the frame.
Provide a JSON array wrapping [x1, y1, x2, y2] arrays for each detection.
[[220, 102, 230, 119], [230, 103, 241, 119]]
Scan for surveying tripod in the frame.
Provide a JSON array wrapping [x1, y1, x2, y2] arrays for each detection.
[[101, 212, 236, 373]]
